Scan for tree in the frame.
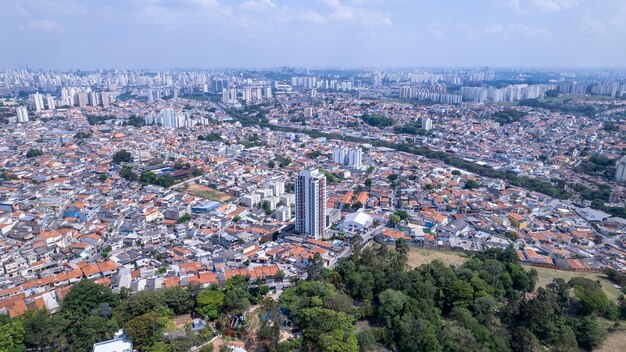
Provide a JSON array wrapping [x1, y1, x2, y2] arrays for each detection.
[[119, 166, 137, 181], [504, 231, 518, 242], [0, 315, 25, 352], [26, 149, 43, 158], [74, 131, 91, 139], [61, 280, 119, 322], [124, 312, 165, 351], [364, 178, 372, 188], [545, 89, 559, 98], [298, 307, 358, 352], [464, 179, 479, 190], [72, 315, 118, 351], [451, 169, 461, 176], [196, 288, 225, 320], [574, 317, 606, 351], [262, 201, 272, 215], [98, 174, 108, 181], [223, 276, 251, 315], [389, 214, 401, 226], [275, 270, 285, 282], [307, 252, 325, 281], [112, 149, 132, 163], [21, 309, 67, 351], [378, 289, 408, 328], [176, 213, 192, 224], [268, 160, 275, 168], [592, 234, 603, 245]]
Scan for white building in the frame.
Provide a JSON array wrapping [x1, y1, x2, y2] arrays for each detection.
[[241, 193, 261, 208], [275, 205, 291, 222], [348, 148, 363, 169], [264, 196, 280, 211], [270, 181, 285, 196], [92, 330, 132, 352], [617, 156, 626, 183], [16, 106, 28, 123], [334, 146, 347, 164], [421, 117, 433, 131], [295, 168, 327, 238], [280, 193, 295, 207], [31, 93, 45, 112], [45, 95, 56, 110], [338, 211, 373, 232]]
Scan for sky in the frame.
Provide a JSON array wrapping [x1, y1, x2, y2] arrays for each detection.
[[1, 0, 624, 69]]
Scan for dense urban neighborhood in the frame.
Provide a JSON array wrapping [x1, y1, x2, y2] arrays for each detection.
[[1, 67, 626, 351]]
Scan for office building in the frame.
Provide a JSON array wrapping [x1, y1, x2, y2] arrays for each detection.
[[295, 168, 327, 238]]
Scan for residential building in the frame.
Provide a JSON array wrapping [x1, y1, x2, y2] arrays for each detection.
[[295, 168, 327, 238]]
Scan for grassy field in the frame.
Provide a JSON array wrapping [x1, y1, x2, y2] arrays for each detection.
[[406, 248, 468, 269], [186, 183, 234, 202], [532, 266, 623, 303], [596, 317, 626, 352]]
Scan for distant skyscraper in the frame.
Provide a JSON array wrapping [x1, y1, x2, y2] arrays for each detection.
[[89, 92, 99, 106], [76, 91, 88, 107], [45, 95, 55, 110], [16, 106, 28, 123], [348, 148, 363, 169], [334, 146, 347, 164], [31, 93, 45, 112], [616, 156, 626, 183], [304, 107, 313, 118], [421, 117, 433, 131], [295, 168, 327, 238], [101, 92, 110, 107], [160, 108, 177, 128], [211, 79, 228, 93]]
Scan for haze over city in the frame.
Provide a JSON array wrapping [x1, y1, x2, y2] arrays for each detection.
[[2, 0, 626, 69]]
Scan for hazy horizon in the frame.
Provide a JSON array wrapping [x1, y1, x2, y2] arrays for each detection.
[[1, 0, 625, 69]]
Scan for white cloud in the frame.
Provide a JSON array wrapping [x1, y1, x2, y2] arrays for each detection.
[[136, 0, 238, 26], [532, 0, 579, 13], [427, 22, 443, 36], [239, 0, 276, 11], [296, 10, 326, 24], [18, 19, 62, 32], [510, 23, 552, 36], [482, 23, 504, 33], [581, 13, 606, 34], [494, 0, 524, 13], [495, 0, 578, 13], [322, 0, 392, 27]]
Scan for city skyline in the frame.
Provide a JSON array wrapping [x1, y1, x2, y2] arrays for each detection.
[[1, 0, 626, 69]]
